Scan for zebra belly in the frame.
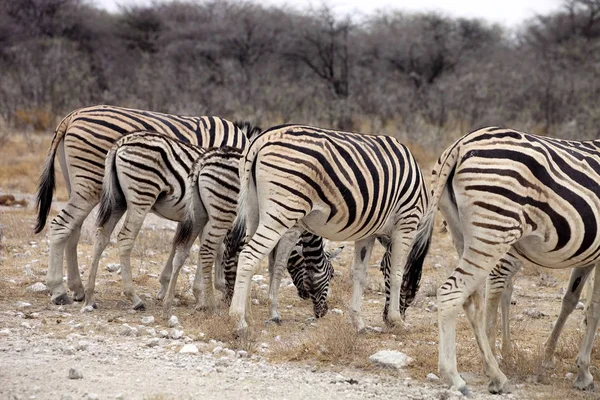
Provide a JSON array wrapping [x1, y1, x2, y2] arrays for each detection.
[[151, 196, 188, 222], [300, 209, 394, 242]]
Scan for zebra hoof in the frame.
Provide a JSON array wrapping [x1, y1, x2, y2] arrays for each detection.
[[52, 293, 72, 305], [72, 292, 85, 302], [265, 317, 282, 325], [133, 302, 146, 311]]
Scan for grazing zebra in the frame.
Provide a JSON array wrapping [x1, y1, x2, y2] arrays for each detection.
[[268, 232, 344, 322], [90, 132, 243, 312], [34, 105, 248, 305], [222, 124, 431, 333], [413, 126, 600, 395]]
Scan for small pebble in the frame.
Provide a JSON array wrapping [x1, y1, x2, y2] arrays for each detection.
[[68, 368, 83, 380], [141, 316, 155, 325]]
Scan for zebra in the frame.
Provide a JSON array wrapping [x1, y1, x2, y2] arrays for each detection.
[[34, 105, 248, 306], [411, 126, 600, 395], [93, 131, 344, 316], [267, 231, 344, 322], [90, 132, 243, 312], [221, 124, 431, 333]]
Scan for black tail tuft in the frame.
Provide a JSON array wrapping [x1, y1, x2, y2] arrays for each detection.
[[34, 154, 56, 234], [173, 218, 195, 248], [234, 120, 262, 140], [399, 221, 434, 317]]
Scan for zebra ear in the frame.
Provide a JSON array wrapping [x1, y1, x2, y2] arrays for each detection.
[[327, 245, 345, 260]]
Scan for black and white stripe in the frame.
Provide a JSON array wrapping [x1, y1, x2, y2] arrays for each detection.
[[226, 124, 430, 332], [34, 105, 248, 306], [413, 126, 600, 395]]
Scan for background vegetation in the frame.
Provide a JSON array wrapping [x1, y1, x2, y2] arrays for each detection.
[[1, 0, 599, 155]]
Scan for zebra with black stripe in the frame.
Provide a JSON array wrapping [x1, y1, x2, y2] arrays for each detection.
[[222, 124, 431, 333], [90, 132, 243, 312], [34, 105, 248, 305], [412, 126, 600, 395]]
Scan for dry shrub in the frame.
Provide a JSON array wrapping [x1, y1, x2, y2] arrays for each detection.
[[13, 108, 54, 132], [500, 341, 546, 382], [274, 315, 372, 364]]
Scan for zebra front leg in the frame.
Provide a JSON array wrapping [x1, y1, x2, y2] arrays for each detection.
[[500, 277, 513, 357], [268, 228, 302, 323], [580, 267, 595, 328], [85, 208, 125, 309], [543, 265, 593, 369], [349, 237, 376, 332], [157, 223, 184, 301], [46, 199, 95, 305]]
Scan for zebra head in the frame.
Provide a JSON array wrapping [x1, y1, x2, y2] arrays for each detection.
[[301, 234, 344, 319], [220, 219, 247, 303]]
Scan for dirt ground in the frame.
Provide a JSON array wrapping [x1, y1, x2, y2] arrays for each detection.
[[1, 134, 600, 400]]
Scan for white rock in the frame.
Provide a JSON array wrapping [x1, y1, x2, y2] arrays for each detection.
[[252, 275, 265, 283], [168, 315, 179, 327], [86, 393, 99, 400], [427, 373, 439, 381], [68, 368, 83, 379], [158, 330, 169, 338], [222, 348, 236, 358], [0, 328, 10, 336], [119, 324, 135, 336], [251, 299, 260, 305], [62, 346, 76, 355], [76, 341, 90, 351], [425, 302, 438, 312], [26, 282, 47, 293], [236, 350, 249, 358], [20, 322, 32, 329], [146, 328, 157, 337], [212, 346, 224, 354], [170, 329, 184, 340], [146, 338, 160, 348], [141, 316, 155, 325], [80, 305, 94, 313], [106, 263, 120, 273], [15, 301, 31, 308], [331, 308, 343, 315], [179, 344, 199, 354], [369, 350, 414, 369], [366, 326, 384, 333], [576, 302, 585, 310]]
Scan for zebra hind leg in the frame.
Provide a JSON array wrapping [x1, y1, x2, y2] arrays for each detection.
[[349, 237, 376, 332], [438, 244, 512, 396], [267, 228, 303, 323], [574, 264, 600, 390], [84, 208, 125, 309], [46, 198, 96, 305]]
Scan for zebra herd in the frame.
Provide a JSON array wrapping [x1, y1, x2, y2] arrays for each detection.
[[33, 105, 600, 395]]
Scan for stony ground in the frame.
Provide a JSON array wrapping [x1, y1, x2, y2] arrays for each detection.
[[1, 134, 600, 400]]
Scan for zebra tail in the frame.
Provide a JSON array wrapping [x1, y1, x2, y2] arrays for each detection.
[[173, 159, 205, 247], [96, 145, 124, 228], [34, 112, 74, 234], [399, 142, 461, 317]]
